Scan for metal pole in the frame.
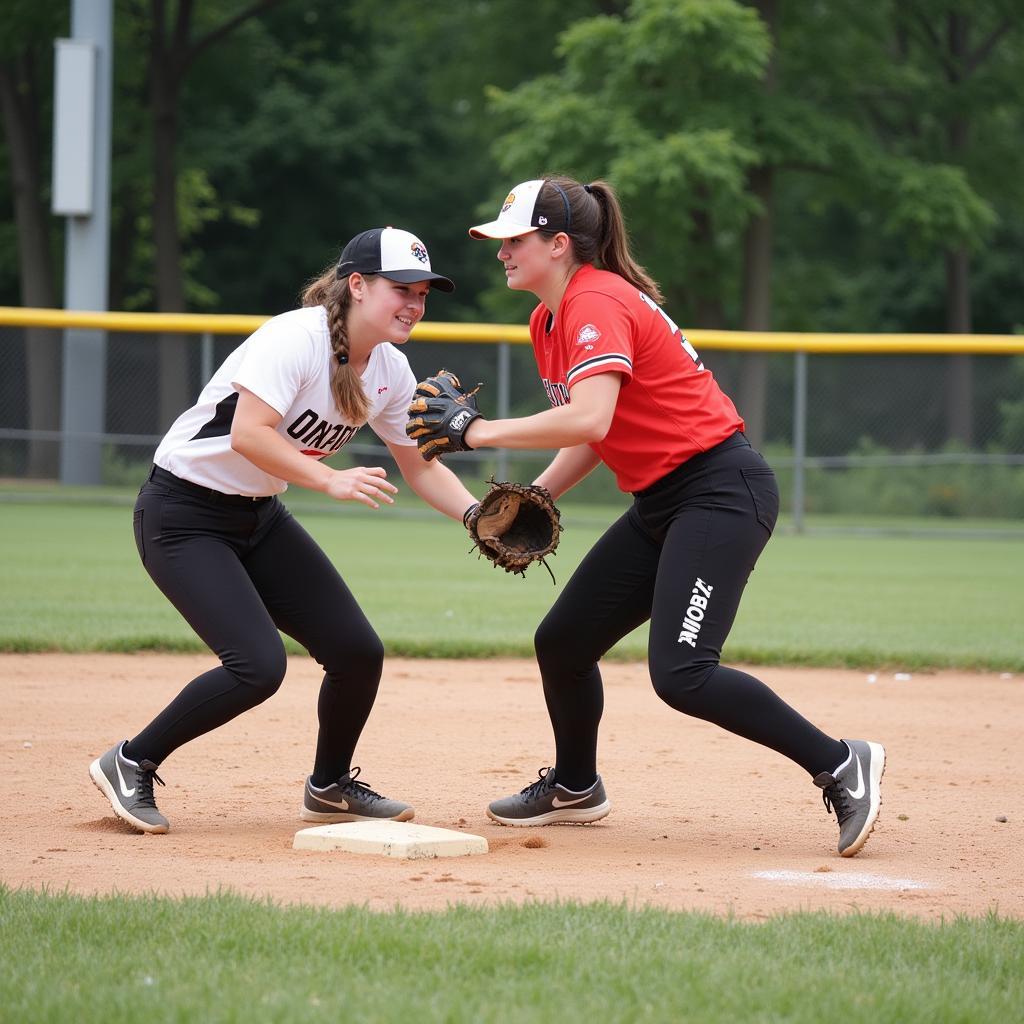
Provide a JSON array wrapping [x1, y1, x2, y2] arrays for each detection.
[[792, 349, 807, 533], [57, 0, 112, 484], [496, 341, 510, 481], [200, 332, 214, 386]]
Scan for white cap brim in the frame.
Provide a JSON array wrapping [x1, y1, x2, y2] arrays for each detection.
[[468, 219, 538, 240], [468, 180, 546, 240]]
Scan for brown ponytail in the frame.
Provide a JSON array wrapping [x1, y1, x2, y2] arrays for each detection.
[[301, 265, 370, 425], [535, 175, 664, 305]]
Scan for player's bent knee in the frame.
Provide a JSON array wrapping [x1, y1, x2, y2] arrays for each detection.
[[224, 644, 288, 700], [338, 632, 384, 675], [534, 618, 589, 677], [650, 658, 718, 711], [533, 616, 560, 663], [304, 625, 384, 679]]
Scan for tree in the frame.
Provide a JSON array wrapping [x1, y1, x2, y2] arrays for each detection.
[[485, 0, 808, 441], [125, 0, 284, 428], [488, 0, 771, 325], [0, 2, 66, 477], [890, 2, 1016, 443], [186, 0, 609, 320], [736, 0, 776, 445], [814, 0, 1016, 445]]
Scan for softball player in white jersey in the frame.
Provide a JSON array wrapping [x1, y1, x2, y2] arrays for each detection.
[[91, 228, 479, 834]]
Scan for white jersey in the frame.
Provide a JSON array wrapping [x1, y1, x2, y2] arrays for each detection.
[[154, 306, 417, 496]]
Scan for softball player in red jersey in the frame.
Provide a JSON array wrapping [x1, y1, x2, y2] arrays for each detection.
[[464, 178, 885, 856], [90, 227, 479, 835]]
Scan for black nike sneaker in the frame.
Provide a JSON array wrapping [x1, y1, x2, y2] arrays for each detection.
[[813, 739, 885, 856], [301, 767, 414, 823], [487, 767, 610, 826]]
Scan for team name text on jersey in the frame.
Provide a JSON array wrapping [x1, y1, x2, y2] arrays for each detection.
[[286, 408, 358, 455], [542, 378, 571, 407]]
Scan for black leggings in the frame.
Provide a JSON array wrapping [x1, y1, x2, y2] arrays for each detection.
[[537, 435, 847, 790], [124, 467, 382, 785]]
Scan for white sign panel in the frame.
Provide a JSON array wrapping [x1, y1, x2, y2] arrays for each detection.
[[52, 38, 96, 216]]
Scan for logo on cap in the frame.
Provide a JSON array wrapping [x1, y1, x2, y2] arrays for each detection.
[[500, 192, 516, 213], [410, 241, 428, 265]]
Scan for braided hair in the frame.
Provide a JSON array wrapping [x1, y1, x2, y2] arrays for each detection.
[[301, 266, 370, 424]]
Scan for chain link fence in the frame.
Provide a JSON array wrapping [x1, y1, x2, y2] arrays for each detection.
[[2, 320, 1022, 532]]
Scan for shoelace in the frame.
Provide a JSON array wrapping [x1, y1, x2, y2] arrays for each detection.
[[135, 760, 165, 809], [819, 781, 852, 824], [519, 767, 557, 799], [336, 766, 384, 804]]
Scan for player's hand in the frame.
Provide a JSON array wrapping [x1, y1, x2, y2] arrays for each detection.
[[405, 369, 483, 461], [325, 466, 398, 509]]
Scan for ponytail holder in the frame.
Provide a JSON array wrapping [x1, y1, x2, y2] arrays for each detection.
[[583, 183, 593, 194], [336, 352, 349, 366]]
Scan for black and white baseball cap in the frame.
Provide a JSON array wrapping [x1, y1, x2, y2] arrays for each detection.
[[469, 180, 556, 239], [336, 227, 455, 292]]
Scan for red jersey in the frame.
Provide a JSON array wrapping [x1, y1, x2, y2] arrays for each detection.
[[529, 264, 743, 492]]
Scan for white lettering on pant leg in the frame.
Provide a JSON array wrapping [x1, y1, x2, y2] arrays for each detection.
[[677, 578, 714, 645]]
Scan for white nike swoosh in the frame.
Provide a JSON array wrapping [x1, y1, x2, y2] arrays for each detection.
[[846, 754, 865, 800], [310, 794, 349, 811], [115, 757, 135, 799], [551, 793, 593, 808]]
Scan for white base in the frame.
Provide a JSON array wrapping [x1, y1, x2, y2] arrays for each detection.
[[293, 820, 488, 859]]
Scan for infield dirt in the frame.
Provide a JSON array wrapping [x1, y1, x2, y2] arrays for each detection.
[[3, 654, 1020, 920]]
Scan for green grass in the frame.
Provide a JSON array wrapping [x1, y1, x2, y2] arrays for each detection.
[[1, 496, 1021, 669], [1, 887, 1021, 1024]]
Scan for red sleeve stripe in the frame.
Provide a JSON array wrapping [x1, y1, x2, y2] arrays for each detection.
[[566, 353, 633, 384]]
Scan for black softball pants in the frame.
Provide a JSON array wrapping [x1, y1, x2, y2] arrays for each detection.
[[536, 434, 847, 791], [124, 467, 383, 785]]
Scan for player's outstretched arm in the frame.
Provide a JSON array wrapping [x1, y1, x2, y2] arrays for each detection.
[[388, 440, 478, 522], [465, 373, 621, 451], [533, 444, 604, 502]]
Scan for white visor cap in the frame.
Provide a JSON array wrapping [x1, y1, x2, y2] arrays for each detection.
[[468, 180, 549, 239]]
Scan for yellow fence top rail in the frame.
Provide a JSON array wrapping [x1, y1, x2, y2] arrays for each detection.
[[1, 306, 1021, 355]]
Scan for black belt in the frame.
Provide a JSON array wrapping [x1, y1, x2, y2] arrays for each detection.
[[148, 465, 272, 505]]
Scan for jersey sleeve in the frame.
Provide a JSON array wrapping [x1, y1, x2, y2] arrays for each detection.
[[231, 317, 317, 417], [367, 352, 418, 446], [560, 291, 636, 388]]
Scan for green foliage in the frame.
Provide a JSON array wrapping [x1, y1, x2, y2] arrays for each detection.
[[789, 442, 1024, 519], [4, 0, 1024, 339], [100, 448, 153, 488], [0, 2, 67, 305], [184, 0, 601, 317], [769, 1, 1024, 332], [995, 356, 1024, 450], [486, 0, 771, 320], [2, 887, 1023, 1024], [765, 438, 1024, 524], [0, 1, 66, 59], [881, 161, 997, 253]]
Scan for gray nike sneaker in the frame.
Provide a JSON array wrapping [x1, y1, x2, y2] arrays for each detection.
[[487, 767, 610, 826], [813, 739, 885, 857], [301, 767, 414, 823], [89, 741, 169, 834]]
